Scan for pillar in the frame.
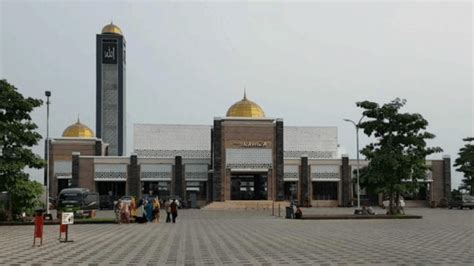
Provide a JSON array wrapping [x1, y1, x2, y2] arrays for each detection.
[[95, 140, 102, 156], [341, 155, 351, 207], [127, 154, 141, 198], [174, 155, 185, 200], [299, 156, 310, 207], [71, 152, 80, 188], [212, 119, 223, 201], [275, 119, 284, 200], [443, 155, 452, 201]]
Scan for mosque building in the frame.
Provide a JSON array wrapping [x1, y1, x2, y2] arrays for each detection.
[[46, 23, 452, 209]]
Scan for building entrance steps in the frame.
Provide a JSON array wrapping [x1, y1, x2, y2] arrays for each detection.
[[202, 200, 276, 210]]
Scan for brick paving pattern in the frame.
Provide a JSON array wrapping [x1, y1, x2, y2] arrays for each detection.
[[0, 208, 473, 265]]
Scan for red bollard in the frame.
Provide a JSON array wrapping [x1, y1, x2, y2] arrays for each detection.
[[33, 209, 45, 246], [59, 224, 68, 241]]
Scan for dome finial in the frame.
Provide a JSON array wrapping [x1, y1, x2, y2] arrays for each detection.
[[243, 88, 247, 100], [77, 114, 80, 123]]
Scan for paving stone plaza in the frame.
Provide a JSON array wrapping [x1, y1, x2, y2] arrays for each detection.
[[0, 208, 473, 265]]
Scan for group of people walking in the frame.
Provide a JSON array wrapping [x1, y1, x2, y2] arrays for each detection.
[[114, 197, 179, 224]]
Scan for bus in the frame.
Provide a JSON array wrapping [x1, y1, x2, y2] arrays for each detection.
[[57, 188, 99, 218]]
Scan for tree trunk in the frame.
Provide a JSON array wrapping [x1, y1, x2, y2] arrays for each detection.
[[395, 191, 401, 215]]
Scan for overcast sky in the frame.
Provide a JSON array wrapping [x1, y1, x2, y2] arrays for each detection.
[[1, 1, 472, 188]]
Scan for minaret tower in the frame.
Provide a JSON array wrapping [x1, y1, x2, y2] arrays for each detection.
[[96, 22, 126, 156]]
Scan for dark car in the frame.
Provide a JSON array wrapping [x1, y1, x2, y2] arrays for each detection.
[[448, 195, 474, 209]]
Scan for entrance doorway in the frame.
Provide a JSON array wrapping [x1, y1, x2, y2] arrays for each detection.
[[57, 179, 71, 196], [231, 173, 267, 200], [97, 181, 126, 209], [284, 181, 297, 201], [142, 181, 171, 198]]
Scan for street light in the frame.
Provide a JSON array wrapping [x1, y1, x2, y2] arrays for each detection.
[[45, 91, 51, 216], [343, 115, 365, 209]]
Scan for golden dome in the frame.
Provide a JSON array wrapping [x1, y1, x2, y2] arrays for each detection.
[[62, 119, 94, 138], [226, 92, 265, 118], [101, 22, 123, 35]]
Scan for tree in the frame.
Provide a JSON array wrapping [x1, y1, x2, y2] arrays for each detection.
[[0, 79, 44, 218], [454, 137, 474, 195], [357, 98, 442, 214], [9, 179, 44, 217]]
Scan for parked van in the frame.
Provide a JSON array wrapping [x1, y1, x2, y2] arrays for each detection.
[[448, 195, 474, 209], [57, 188, 99, 218]]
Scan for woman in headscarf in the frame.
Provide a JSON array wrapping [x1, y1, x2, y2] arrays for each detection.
[[114, 199, 122, 224], [152, 198, 161, 223], [144, 199, 154, 222], [120, 202, 130, 224], [129, 197, 137, 222]]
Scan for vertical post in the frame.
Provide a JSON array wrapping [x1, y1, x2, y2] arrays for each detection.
[[356, 126, 360, 209], [44, 91, 51, 215], [343, 116, 365, 209]]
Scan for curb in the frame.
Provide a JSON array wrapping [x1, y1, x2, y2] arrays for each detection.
[[0, 219, 116, 226], [299, 215, 422, 220]]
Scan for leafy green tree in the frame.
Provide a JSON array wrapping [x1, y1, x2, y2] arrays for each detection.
[[0, 79, 44, 218], [454, 137, 474, 195], [9, 179, 44, 217], [357, 98, 442, 214]]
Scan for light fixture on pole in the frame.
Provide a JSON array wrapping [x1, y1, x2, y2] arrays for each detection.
[[45, 91, 51, 216], [343, 115, 365, 209]]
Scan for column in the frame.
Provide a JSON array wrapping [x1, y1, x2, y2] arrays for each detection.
[[275, 119, 284, 200], [341, 155, 351, 207], [212, 119, 223, 201], [443, 155, 452, 201], [299, 155, 310, 207], [127, 154, 141, 198], [71, 152, 80, 188], [95, 140, 102, 156], [174, 156, 184, 200]]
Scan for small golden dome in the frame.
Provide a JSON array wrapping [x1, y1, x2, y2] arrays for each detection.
[[62, 118, 94, 138], [226, 92, 265, 118], [101, 22, 123, 35]]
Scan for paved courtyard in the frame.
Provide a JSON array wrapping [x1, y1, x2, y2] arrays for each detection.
[[0, 208, 473, 265]]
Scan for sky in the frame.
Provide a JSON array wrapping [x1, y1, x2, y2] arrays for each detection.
[[1, 1, 472, 188]]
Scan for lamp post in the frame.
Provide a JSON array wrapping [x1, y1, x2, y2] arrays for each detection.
[[45, 91, 51, 216], [343, 115, 365, 209]]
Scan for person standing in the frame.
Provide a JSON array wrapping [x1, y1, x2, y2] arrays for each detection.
[[144, 199, 153, 222], [114, 199, 122, 224], [170, 199, 178, 223], [152, 198, 161, 223], [129, 197, 137, 222], [165, 199, 171, 223], [120, 202, 130, 224]]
